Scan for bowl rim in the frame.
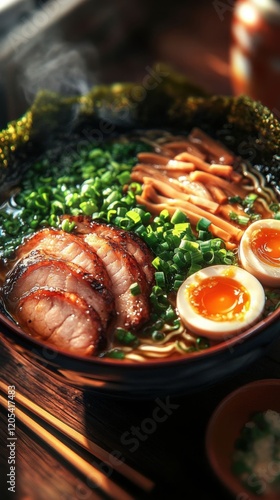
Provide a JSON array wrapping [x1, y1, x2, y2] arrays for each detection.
[[0, 92, 280, 370], [205, 378, 280, 499], [1, 299, 280, 368]]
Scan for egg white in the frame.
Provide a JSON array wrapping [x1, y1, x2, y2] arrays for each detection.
[[239, 219, 280, 287], [176, 265, 265, 340]]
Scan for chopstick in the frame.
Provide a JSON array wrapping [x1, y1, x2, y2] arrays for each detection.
[[0, 382, 155, 499], [0, 392, 122, 500]]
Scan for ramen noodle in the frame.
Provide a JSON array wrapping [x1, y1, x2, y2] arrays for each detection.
[[0, 128, 279, 359]]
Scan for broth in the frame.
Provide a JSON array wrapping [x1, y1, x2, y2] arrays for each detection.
[[0, 129, 280, 360]]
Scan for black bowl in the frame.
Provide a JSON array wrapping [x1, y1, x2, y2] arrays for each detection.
[[0, 69, 280, 398], [0, 305, 280, 398], [206, 379, 280, 500]]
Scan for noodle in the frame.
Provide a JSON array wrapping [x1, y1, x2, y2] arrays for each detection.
[[241, 164, 277, 203], [131, 132, 277, 250], [1, 127, 279, 362], [119, 129, 280, 361]]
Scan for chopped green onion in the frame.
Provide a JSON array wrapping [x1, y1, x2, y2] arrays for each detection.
[[61, 218, 76, 233], [229, 211, 250, 225], [270, 203, 280, 213], [130, 282, 141, 296], [228, 195, 242, 204], [115, 328, 139, 345], [170, 209, 188, 224], [126, 210, 142, 225], [155, 271, 166, 288], [244, 193, 257, 204], [151, 331, 165, 342], [196, 217, 211, 231], [104, 349, 125, 359], [79, 200, 98, 216]]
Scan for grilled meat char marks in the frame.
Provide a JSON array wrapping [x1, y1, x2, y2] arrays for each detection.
[[17, 289, 105, 356], [11, 228, 112, 288], [83, 234, 150, 329], [3, 250, 115, 330], [61, 215, 155, 287], [2, 219, 155, 355], [62, 216, 154, 329]]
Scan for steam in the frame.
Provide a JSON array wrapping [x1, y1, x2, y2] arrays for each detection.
[[19, 40, 99, 103], [0, 0, 142, 124]]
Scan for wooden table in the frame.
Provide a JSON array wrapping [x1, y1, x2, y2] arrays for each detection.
[[1, 2, 280, 499], [1, 335, 280, 500]]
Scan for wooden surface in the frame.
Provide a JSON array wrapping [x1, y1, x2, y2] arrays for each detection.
[[1, 2, 280, 500], [0, 335, 280, 500]]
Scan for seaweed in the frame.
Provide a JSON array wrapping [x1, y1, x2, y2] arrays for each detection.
[[0, 64, 279, 193]]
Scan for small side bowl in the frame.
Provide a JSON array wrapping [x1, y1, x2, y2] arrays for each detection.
[[206, 379, 280, 500]]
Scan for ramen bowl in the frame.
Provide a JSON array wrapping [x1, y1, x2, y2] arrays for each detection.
[[0, 67, 280, 398], [206, 379, 280, 500]]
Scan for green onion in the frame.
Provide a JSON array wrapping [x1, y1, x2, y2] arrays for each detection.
[[229, 211, 250, 225], [170, 209, 188, 224], [79, 200, 98, 216], [244, 193, 257, 204], [104, 349, 125, 359], [115, 328, 139, 345], [196, 217, 211, 231], [270, 203, 280, 213], [151, 331, 165, 342], [155, 271, 166, 288], [126, 210, 142, 225], [61, 218, 76, 233], [173, 279, 184, 290], [130, 282, 141, 296]]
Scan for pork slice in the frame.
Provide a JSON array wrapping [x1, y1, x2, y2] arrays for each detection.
[[82, 232, 150, 329], [10, 228, 112, 288], [60, 215, 155, 287], [3, 251, 115, 329], [15, 289, 106, 356]]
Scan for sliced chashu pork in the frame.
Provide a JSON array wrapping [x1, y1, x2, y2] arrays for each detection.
[[8, 227, 112, 288], [16, 289, 105, 356], [1, 218, 155, 355], [3, 250, 115, 330], [60, 215, 155, 287], [1, 228, 115, 355], [61, 216, 153, 329], [82, 235, 150, 329]]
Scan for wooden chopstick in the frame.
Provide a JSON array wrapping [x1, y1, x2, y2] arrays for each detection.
[[0, 382, 155, 498], [0, 380, 153, 491], [0, 392, 134, 500]]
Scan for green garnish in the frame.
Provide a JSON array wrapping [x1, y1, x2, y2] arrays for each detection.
[[0, 136, 238, 356], [229, 212, 250, 225], [129, 282, 141, 296], [104, 349, 125, 360], [115, 328, 139, 346], [228, 193, 262, 224], [232, 410, 280, 496]]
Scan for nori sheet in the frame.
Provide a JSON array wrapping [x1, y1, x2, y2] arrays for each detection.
[[0, 64, 279, 193]]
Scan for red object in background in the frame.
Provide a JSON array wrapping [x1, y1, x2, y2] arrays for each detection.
[[230, 0, 280, 113]]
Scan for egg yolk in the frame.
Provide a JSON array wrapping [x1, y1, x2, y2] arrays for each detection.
[[251, 227, 280, 266], [187, 276, 250, 321]]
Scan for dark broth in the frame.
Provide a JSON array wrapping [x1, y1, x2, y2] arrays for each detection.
[[0, 130, 280, 360]]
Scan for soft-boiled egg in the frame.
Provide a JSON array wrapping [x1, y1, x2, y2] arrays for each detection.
[[239, 219, 280, 287], [176, 265, 265, 340]]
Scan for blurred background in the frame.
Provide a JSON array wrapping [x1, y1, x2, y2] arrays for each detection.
[[0, 0, 279, 129], [0, 0, 235, 128]]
